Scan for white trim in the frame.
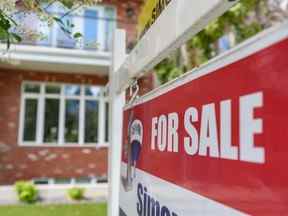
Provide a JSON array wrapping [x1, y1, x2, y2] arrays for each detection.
[[58, 85, 65, 145], [18, 144, 105, 148], [79, 85, 85, 145], [108, 29, 126, 216], [18, 83, 25, 145], [0, 44, 110, 66], [98, 95, 105, 145], [104, 99, 109, 143], [36, 84, 45, 144], [1, 44, 111, 57], [124, 21, 288, 110], [18, 81, 109, 147], [22, 94, 41, 98], [0, 44, 111, 75]]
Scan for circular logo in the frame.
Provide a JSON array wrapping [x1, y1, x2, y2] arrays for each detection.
[[129, 119, 143, 163], [130, 119, 143, 144]]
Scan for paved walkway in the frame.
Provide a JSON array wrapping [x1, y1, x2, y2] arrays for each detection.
[[0, 184, 108, 205]]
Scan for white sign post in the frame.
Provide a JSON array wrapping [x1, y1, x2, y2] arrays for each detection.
[[108, 29, 126, 216]]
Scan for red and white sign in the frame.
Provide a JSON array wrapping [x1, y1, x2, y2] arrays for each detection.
[[119, 37, 288, 216]]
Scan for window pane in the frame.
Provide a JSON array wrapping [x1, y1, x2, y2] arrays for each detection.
[[64, 85, 81, 96], [45, 85, 61, 94], [97, 175, 108, 183], [37, 3, 56, 47], [24, 83, 40, 93], [84, 9, 99, 49], [103, 89, 109, 97], [44, 99, 60, 143], [33, 178, 49, 185], [23, 99, 38, 141], [85, 86, 101, 96], [85, 100, 99, 143], [75, 177, 91, 184], [54, 178, 71, 185], [104, 7, 116, 51], [65, 100, 79, 143], [105, 102, 109, 142], [56, 6, 75, 48]]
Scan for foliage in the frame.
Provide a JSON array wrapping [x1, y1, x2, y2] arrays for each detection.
[[155, 58, 184, 84], [155, 0, 274, 84], [189, 0, 262, 60], [67, 187, 85, 201], [0, 203, 107, 216], [15, 181, 39, 204], [0, 0, 102, 49]]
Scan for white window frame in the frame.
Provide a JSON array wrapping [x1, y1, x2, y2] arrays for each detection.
[[18, 81, 109, 147]]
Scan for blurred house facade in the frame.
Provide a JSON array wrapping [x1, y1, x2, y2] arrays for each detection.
[[0, 0, 145, 185]]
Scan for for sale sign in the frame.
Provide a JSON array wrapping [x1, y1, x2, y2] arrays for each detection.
[[119, 37, 288, 215], [137, 0, 172, 38]]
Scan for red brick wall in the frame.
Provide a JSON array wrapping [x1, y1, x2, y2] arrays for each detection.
[[103, 0, 143, 49], [0, 69, 109, 185]]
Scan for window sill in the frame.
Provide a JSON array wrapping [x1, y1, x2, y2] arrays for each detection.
[[18, 143, 109, 148]]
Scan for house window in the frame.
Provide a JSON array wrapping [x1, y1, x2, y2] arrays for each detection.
[[16, 2, 116, 51], [84, 9, 100, 49], [19, 82, 109, 147], [80, 6, 116, 50], [52, 5, 116, 51], [104, 6, 116, 51], [56, 4, 76, 49]]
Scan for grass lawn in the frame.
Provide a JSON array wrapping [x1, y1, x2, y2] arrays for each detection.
[[0, 203, 107, 216]]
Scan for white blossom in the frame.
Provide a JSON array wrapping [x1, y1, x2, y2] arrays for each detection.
[[0, 0, 17, 14]]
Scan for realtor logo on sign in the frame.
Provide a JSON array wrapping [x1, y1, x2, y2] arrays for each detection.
[[122, 116, 143, 192]]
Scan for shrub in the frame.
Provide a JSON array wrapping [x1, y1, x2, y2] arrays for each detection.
[[15, 181, 38, 204], [67, 187, 85, 201]]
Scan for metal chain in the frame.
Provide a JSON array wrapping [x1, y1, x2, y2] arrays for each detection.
[[127, 79, 139, 106]]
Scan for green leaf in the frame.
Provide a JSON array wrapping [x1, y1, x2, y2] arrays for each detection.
[[11, 33, 22, 43], [73, 32, 82, 39], [0, 16, 11, 30], [61, 0, 74, 9], [53, 17, 64, 26], [0, 26, 8, 40], [60, 26, 71, 35]]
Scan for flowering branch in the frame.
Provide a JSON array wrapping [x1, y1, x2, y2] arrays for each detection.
[[0, 0, 102, 49]]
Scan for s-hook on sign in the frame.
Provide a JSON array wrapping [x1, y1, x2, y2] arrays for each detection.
[[119, 36, 288, 215]]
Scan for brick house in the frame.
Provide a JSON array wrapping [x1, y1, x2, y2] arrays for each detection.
[[0, 0, 145, 185]]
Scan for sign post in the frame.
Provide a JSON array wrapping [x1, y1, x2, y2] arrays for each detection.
[[108, 29, 126, 216]]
